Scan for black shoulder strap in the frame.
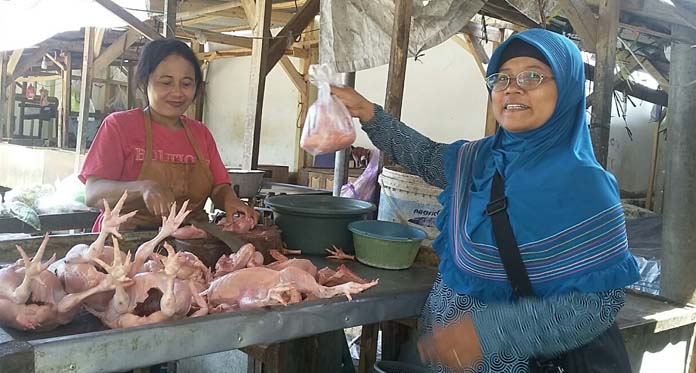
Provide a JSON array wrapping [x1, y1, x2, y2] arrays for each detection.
[[486, 171, 536, 299]]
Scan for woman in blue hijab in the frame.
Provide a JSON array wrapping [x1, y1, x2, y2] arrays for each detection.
[[332, 28, 639, 372]]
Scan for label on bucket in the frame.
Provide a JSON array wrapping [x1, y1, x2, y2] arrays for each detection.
[[377, 194, 441, 241]]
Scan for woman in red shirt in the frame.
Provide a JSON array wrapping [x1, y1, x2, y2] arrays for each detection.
[[80, 38, 256, 231]]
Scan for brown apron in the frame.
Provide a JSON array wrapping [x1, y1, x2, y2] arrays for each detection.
[[121, 110, 213, 230]]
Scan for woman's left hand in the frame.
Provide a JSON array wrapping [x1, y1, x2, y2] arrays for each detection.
[[417, 315, 483, 370]]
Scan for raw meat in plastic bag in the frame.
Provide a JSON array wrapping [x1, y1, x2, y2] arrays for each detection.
[[300, 64, 356, 155]]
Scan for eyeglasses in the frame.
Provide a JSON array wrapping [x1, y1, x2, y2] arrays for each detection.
[[485, 71, 554, 92]]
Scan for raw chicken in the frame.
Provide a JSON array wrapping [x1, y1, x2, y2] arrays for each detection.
[[325, 245, 355, 261], [56, 193, 135, 312], [265, 249, 318, 278], [88, 242, 208, 329], [205, 266, 378, 312], [317, 264, 368, 287], [172, 224, 208, 240], [0, 235, 119, 331], [214, 243, 264, 278], [217, 215, 256, 234]]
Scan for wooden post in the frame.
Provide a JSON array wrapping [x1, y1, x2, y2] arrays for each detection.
[[127, 64, 135, 109], [380, 0, 414, 363], [358, 324, 380, 373], [646, 115, 664, 211], [589, 0, 620, 168], [661, 24, 696, 304], [383, 0, 413, 119], [164, 0, 177, 38], [6, 84, 15, 139], [296, 22, 319, 172], [191, 42, 205, 122], [242, 0, 272, 170], [75, 27, 96, 172], [0, 52, 6, 139], [59, 51, 72, 148]]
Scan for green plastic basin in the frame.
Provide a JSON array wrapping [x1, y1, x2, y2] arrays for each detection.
[[265, 195, 376, 255], [348, 220, 427, 270]]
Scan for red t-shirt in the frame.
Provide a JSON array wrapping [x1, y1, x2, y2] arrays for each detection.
[[79, 109, 230, 186]]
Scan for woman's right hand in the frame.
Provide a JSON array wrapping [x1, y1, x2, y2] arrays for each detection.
[[141, 180, 176, 217], [330, 86, 375, 123]]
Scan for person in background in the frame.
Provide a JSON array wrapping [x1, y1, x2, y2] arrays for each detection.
[[332, 28, 638, 372], [80, 38, 257, 231]]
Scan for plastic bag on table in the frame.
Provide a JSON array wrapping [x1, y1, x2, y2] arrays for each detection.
[[340, 149, 380, 203], [300, 64, 356, 155], [35, 174, 90, 215]]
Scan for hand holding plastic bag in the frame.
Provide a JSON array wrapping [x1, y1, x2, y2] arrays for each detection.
[[300, 64, 356, 155]]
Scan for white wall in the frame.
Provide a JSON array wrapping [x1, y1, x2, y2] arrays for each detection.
[[606, 71, 661, 194], [607, 99, 657, 194], [203, 44, 303, 170], [203, 38, 489, 172]]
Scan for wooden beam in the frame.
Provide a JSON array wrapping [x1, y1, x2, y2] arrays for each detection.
[[75, 27, 96, 172], [455, 35, 486, 77], [94, 28, 141, 75], [241, 0, 258, 28], [212, 7, 294, 24], [586, 50, 638, 107], [273, 0, 306, 10], [642, 57, 669, 88], [558, 0, 599, 52], [59, 52, 72, 148], [172, 1, 242, 21], [94, 0, 162, 40], [590, 0, 620, 168], [164, 0, 177, 38], [45, 53, 65, 71], [242, 0, 272, 170], [384, 0, 413, 119], [240, 0, 301, 99], [9, 46, 52, 83], [179, 15, 221, 26], [94, 28, 106, 57], [7, 49, 23, 76], [177, 27, 253, 49], [279, 57, 306, 98], [265, 0, 320, 76], [463, 32, 490, 64]]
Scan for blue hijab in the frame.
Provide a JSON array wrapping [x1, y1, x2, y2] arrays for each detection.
[[433, 29, 639, 302]]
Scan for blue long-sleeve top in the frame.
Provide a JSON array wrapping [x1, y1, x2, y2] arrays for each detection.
[[361, 105, 624, 359]]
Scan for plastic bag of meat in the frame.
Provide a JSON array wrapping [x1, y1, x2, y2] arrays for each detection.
[[300, 64, 356, 155]]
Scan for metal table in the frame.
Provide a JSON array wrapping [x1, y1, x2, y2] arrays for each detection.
[[0, 257, 438, 373], [0, 211, 100, 234]]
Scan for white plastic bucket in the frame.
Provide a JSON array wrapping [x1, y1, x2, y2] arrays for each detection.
[[377, 167, 443, 248]]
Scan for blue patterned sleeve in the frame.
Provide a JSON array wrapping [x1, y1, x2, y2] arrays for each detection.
[[361, 105, 449, 189], [472, 289, 625, 359]]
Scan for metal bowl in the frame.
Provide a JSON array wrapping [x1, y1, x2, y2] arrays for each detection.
[[227, 169, 266, 198]]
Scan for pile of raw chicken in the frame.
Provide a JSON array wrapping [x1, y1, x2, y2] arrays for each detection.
[[0, 192, 378, 331]]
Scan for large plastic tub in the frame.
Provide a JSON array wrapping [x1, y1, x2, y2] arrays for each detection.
[[349, 220, 427, 270], [265, 195, 375, 255]]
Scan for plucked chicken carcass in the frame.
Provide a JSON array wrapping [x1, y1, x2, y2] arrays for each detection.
[[55, 193, 136, 312], [88, 241, 208, 329], [56, 194, 190, 312], [205, 265, 378, 312], [0, 235, 119, 331], [214, 243, 264, 278], [217, 215, 256, 234]]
